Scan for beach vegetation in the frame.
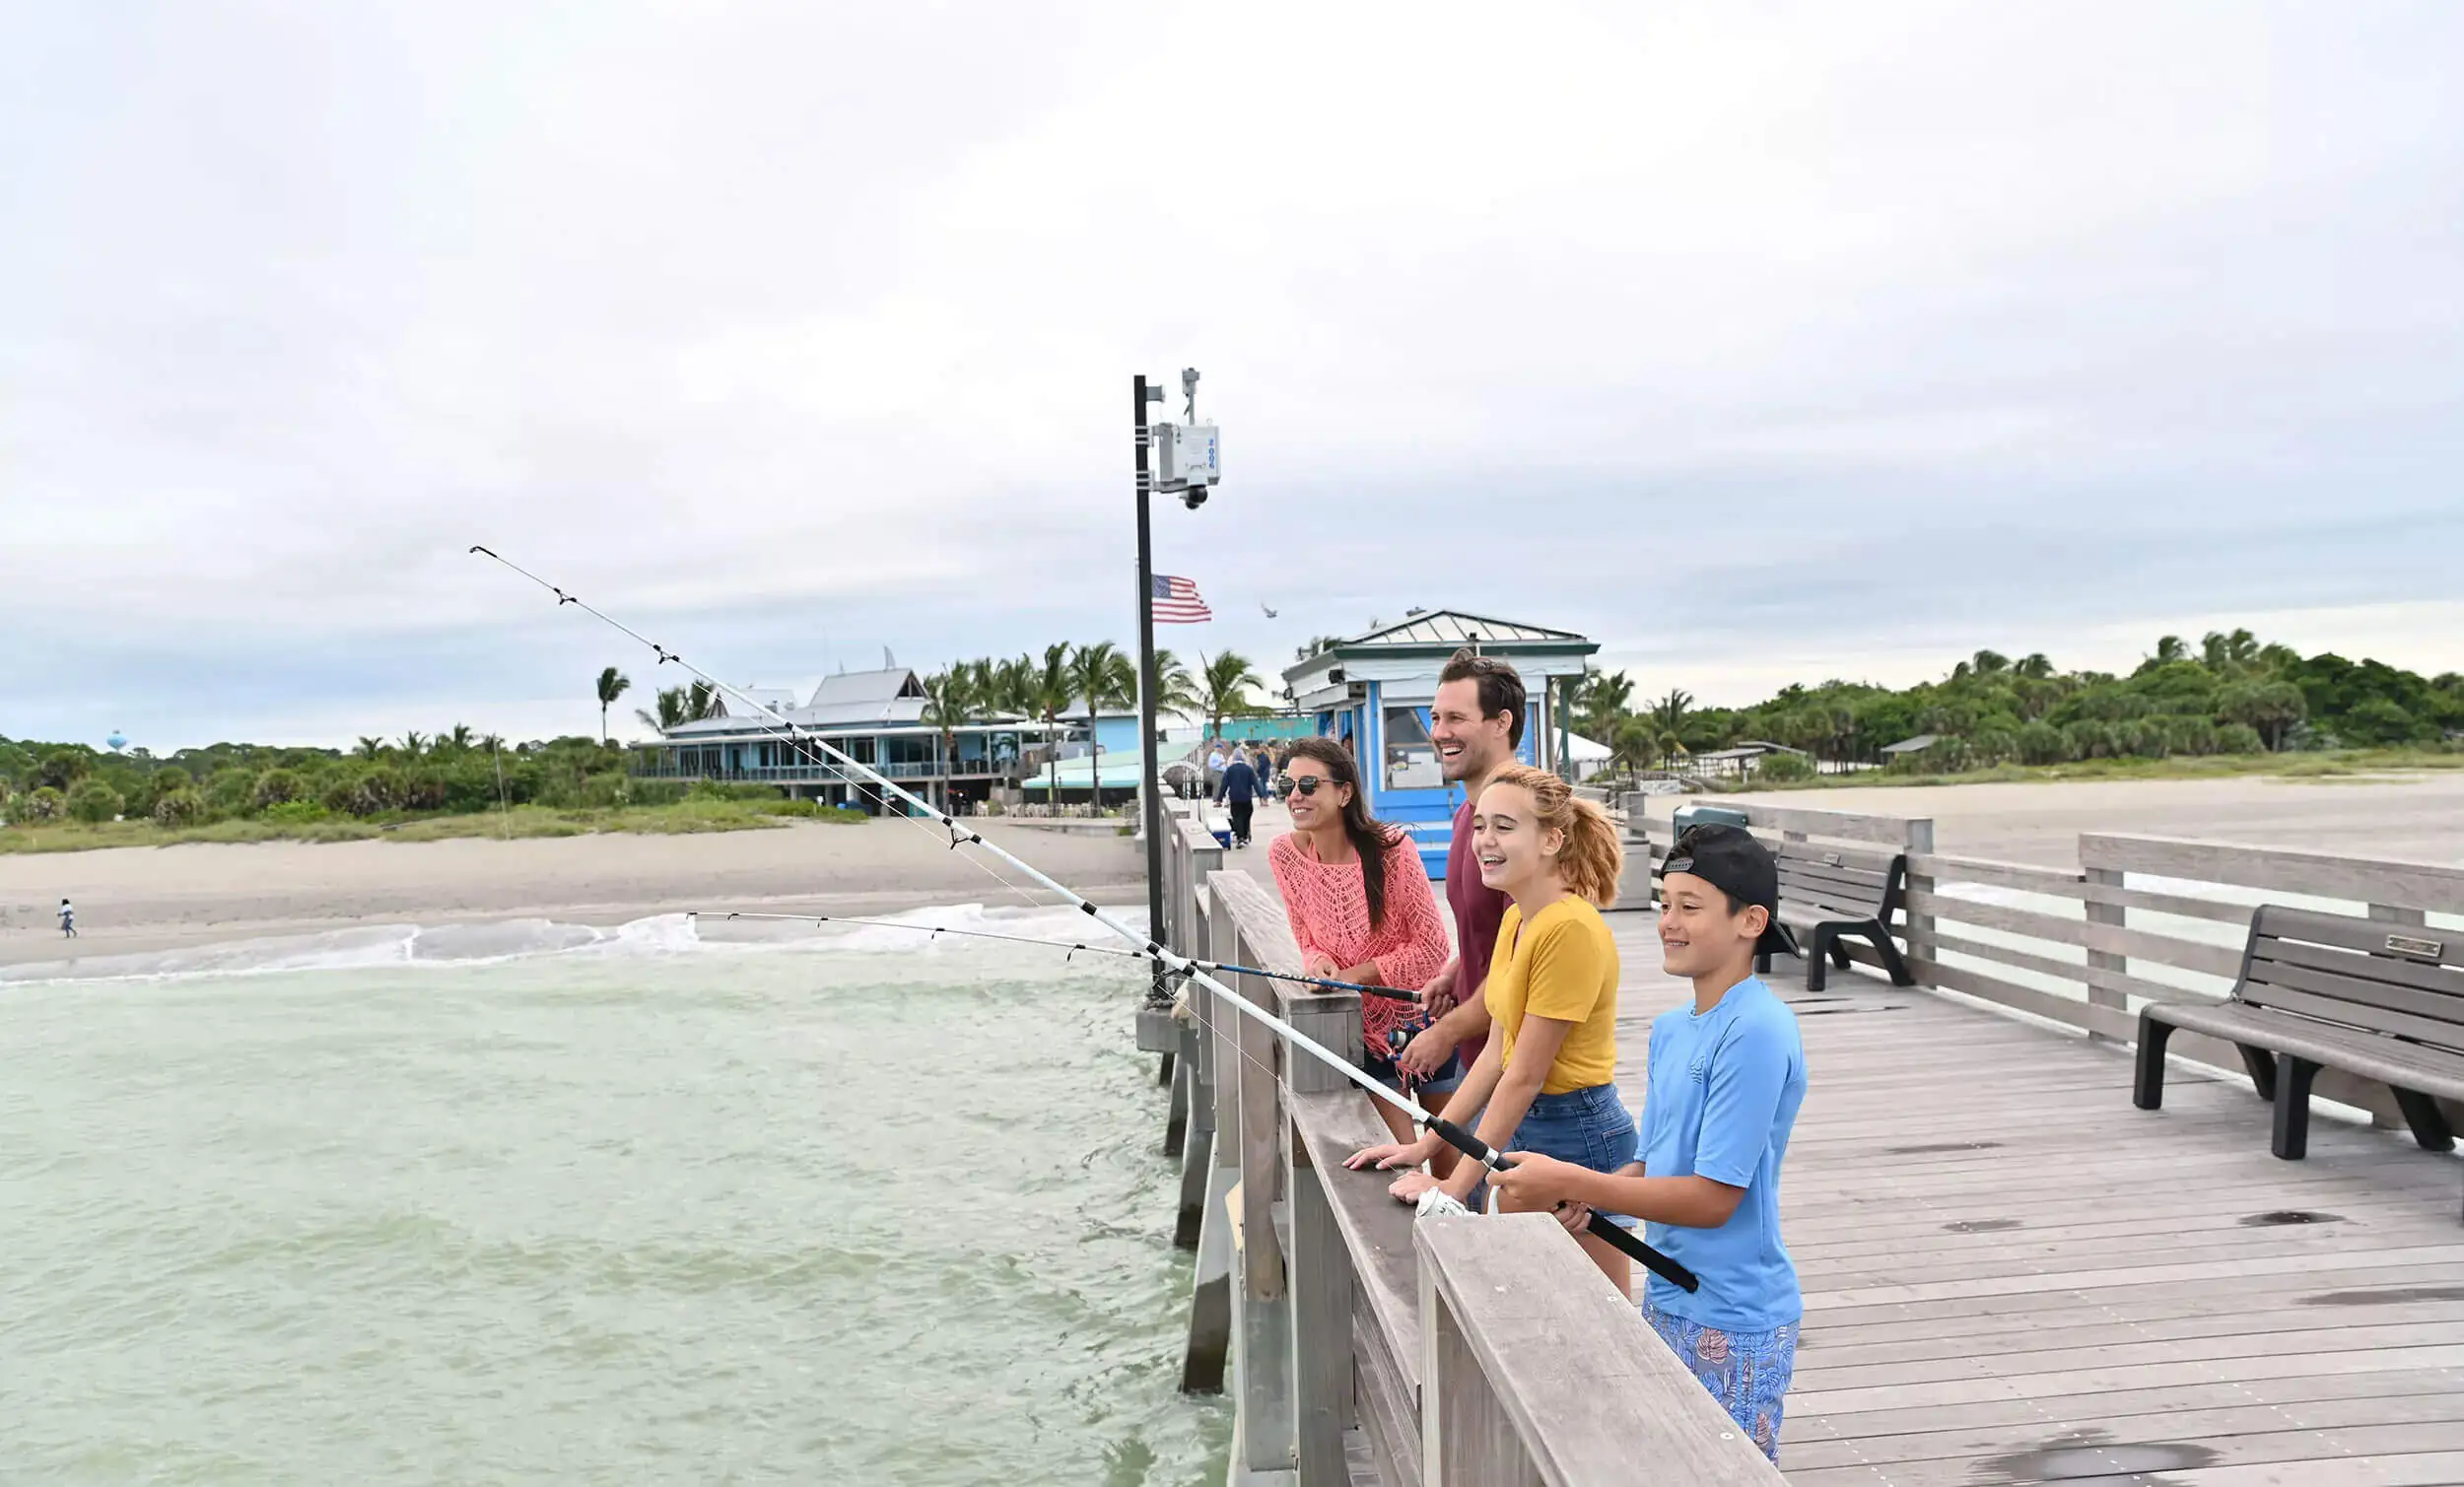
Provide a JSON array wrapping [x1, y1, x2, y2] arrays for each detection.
[[152, 788, 206, 827], [595, 667, 631, 743], [21, 786, 66, 822], [1570, 629, 2463, 787], [67, 780, 122, 823]]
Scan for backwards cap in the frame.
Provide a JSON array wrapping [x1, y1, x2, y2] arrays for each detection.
[[1662, 824, 1799, 961]]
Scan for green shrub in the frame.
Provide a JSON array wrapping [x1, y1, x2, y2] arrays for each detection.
[[21, 785, 66, 822], [2016, 720, 2067, 766], [67, 779, 123, 823], [1754, 751, 1815, 782], [2165, 716, 2219, 756], [204, 769, 258, 815], [154, 788, 207, 827], [253, 768, 307, 810], [260, 799, 330, 824], [2216, 722, 2265, 755], [2116, 718, 2170, 759], [1970, 726, 2019, 767]]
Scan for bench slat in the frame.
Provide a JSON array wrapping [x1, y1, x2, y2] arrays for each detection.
[[2257, 904, 2464, 969], [2146, 1002, 2464, 1098], [2245, 969, 2464, 1052], [2256, 935, 2464, 1003]]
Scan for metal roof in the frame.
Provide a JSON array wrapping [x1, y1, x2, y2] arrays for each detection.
[[808, 668, 923, 708], [1880, 733, 1943, 754], [1330, 610, 1588, 650]]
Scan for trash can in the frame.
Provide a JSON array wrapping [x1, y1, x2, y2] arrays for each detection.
[[1671, 803, 1751, 839]]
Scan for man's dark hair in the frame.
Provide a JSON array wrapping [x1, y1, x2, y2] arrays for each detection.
[[1439, 648, 1526, 747]]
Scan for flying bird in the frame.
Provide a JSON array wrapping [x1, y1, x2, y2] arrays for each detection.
[[1261, 603, 1279, 619]]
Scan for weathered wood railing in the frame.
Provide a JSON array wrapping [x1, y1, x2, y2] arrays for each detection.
[[1161, 802, 1785, 1486], [1619, 794, 2464, 1130]]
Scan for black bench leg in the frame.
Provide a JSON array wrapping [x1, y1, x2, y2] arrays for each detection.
[[2391, 1087, 2456, 1153], [1806, 930, 1830, 993], [1829, 939, 1853, 971], [2274, 1056, 2321, 1160], [2238, 1046, 2277, 1104], [2134, 1013, 2173, 1111], [1872, 929, 1916, 987]]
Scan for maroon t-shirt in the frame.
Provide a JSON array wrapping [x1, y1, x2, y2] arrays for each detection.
[[1444, 799, 1510, 1064]]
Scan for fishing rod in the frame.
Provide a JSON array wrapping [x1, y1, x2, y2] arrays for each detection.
[[692, 910, 1426, 1001], [470, 544, 1698, 1293]]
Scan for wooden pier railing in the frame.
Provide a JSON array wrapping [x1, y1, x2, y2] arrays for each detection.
[[1160, 802, 1785, 1486]]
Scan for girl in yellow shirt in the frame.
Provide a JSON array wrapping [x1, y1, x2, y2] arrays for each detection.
[[1347, 764, 1639, 1291]]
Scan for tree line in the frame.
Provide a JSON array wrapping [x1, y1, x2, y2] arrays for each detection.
[[1562, 629, 2464, 777]]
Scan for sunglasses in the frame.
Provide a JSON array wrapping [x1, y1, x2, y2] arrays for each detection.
[[1276, 773, 1335, 796]]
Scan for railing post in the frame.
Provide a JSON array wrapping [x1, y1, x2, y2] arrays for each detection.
[[2084, 860, 2126, 1047], [1231, 919, 1296, 1475], [1283, 985, 1360, 1485], [1419, 1232, 1538, 1487], [1902, 818, 1937, 970]]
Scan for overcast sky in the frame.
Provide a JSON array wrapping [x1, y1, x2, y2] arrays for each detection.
[[6, 2, 2459, 750]]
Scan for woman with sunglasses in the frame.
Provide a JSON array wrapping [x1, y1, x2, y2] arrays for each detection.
[[1267, 737, 1452, 1145]]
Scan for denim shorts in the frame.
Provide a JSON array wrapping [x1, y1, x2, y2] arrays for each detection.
[[1642, 1298, 1798, 1464], [1503, 1083, 1639, 1228]]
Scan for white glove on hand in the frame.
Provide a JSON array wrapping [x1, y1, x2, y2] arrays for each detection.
[[1415, 1186, 1474, 1220]]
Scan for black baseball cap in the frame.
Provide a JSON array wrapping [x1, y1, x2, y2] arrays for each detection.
[[1661, 824, 1799, 961]]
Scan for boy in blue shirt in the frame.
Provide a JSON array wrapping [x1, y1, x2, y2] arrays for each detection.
[[1489, 824, 1807, 1462]]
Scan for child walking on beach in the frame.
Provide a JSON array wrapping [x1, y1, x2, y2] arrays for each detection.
[[1488, 823, 1808, 1463], [59, 898, 77, 937]]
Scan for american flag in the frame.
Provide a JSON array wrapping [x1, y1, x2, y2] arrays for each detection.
[[1149, 574, 1213, 624]]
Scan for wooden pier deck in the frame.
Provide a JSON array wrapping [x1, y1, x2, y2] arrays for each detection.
[[1599, 912, 2464, 1487]]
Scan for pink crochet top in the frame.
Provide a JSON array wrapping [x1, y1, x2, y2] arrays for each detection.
[[1268, 830, 1452, 1055]]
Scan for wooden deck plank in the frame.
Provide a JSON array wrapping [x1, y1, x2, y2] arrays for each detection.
[[1588, 916, 2464, 1483]]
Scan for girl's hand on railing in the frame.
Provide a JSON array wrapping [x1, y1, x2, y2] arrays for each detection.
[[1345, 1133, 1436, 1174], [1387, 1170, 1444, 1205]]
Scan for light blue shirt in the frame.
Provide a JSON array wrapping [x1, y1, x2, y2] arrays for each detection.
[[1635, 976, 1807, 1332]]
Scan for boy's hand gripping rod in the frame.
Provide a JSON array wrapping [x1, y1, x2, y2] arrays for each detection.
[[470, 544, 1698, 1295]]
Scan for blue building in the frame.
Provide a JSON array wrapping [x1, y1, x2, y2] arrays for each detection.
[[632, 667, 1068, 813], [1281, 611, 1598, 878]]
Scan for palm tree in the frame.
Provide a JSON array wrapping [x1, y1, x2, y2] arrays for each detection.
[[399, 731, 428, 758], [989, 655, 1035, 718], [596, 667, 631, 742], [2015, 652, 2055, 680], [2154, 635, 2189, 664], [444, 723, 474, 753], [636, 682, 721, 734], [917, 666, 977, 810], [1294, 634, 1345, 662], [1649, 689, 1694, 739], [1027, 643, 1075, 804], [355, 736, 385, 762], [1573, 668, 1635, 739], [1195, 650, 1266, 740], [1971, 649, 2011, 675], [1069, 642, 1137, 796], [1151, 648, 1204, 722]]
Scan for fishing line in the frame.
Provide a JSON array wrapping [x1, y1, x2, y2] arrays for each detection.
[[471, 544, 1697, 1293], [693, 910, 1425, 1001]]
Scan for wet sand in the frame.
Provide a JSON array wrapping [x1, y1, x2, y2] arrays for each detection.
[[0, 819, 1146, 968]]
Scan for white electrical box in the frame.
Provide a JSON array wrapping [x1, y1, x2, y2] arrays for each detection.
[[1153, 422, 1221, 491]]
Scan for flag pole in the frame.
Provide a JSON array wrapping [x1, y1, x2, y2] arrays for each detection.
[[1132, 374, 1169, 1007]]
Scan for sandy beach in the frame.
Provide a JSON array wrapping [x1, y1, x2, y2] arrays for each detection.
[[0, 819, 1146, 969], [1637, 771, 2464, 866], [10, 773, 2461, 971]]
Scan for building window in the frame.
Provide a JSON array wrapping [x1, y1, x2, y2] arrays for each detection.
[[1384, 706, 1443, 790]]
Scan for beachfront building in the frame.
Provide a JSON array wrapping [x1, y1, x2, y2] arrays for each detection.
[[1282, 611, 1598, 877], [630, 667, 1070, 813]]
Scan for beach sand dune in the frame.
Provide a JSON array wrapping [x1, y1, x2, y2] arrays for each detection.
[[0, 819, 1145, 967]]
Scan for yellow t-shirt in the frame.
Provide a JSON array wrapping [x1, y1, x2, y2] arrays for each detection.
[[1484, 897, 1619, 1095]]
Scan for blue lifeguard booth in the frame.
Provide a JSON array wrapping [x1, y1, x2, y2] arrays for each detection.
[[1281, 611, 1599, 880]]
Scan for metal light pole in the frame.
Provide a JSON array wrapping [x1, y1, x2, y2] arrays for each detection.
[[1131, 374, 1169, 1005]]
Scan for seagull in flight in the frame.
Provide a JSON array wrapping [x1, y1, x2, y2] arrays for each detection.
[[1261, 603, 1279, 619]]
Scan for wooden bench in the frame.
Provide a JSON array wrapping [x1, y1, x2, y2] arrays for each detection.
[[1750, 841, 1915, 991], [2134, 905, 2464, 1165]]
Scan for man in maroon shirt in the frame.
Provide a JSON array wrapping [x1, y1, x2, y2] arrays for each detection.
[[1397, 650, 1527, 1139]]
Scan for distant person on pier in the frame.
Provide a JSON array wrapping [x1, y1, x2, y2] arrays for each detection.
[[1214, 746, 1266, 848], [1486, 824, 1807, 1465], [1267, 738, 1451, 1146], [1345, 764, 1640, 1294], [1203, 742, 1227, 795]]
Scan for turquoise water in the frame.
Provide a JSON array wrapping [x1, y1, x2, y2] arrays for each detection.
[[0, 912, 1227, 1485]]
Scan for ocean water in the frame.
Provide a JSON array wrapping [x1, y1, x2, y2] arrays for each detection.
[[0, 909, 1227, 1485]]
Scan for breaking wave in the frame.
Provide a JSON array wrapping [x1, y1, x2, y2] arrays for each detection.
[[0, 903, 1144, 987]]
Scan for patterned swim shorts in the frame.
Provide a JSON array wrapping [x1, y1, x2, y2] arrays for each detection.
[[1640, 1298, 1799, 1464]]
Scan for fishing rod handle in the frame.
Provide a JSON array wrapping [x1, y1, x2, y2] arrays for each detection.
[[1423, 1117, 1701, 1294]]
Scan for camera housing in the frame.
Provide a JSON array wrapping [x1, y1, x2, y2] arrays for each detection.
[[1182, 489, 1207, 510]]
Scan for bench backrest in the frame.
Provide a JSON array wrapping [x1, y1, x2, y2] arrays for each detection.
[[2237, 906, 2464, 1055], [1772, 842, 1905, 924]]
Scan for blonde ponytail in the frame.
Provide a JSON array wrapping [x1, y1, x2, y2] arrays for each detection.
[[1485, 765, 1623, 908]]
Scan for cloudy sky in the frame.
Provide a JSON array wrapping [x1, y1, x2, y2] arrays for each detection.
[[6, 2, 2459, 749]]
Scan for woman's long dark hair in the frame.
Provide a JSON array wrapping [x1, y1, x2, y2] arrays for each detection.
[[1285, 735, 1402, 929]]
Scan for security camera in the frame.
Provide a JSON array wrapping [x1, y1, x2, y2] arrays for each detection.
[[1182, 488, 1207, 510]]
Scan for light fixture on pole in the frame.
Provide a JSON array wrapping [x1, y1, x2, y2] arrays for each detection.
[[1133, 369, 1221, 1006]]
